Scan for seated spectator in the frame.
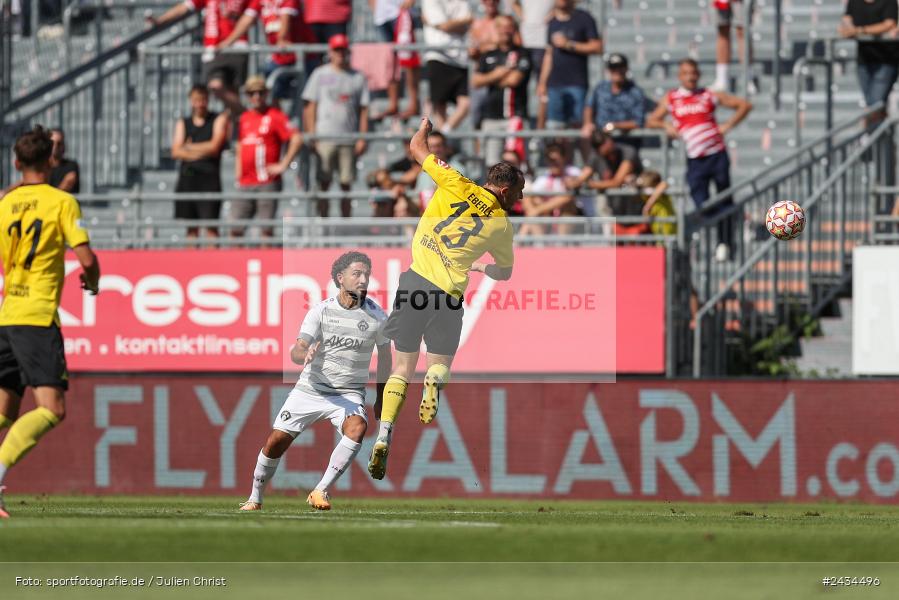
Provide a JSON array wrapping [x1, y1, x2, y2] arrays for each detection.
[[536, 0, 602, 130], [367, 168, 420, 222], [413, 131, 466, 208], [171, 85, 229, 240], [422, 0, 473, 132], [473, 16, 532, 167], [500, 149, 531, 216], [302, 34, 370, 217], [234, 76, 303, 239], [568, 131, 641, 191], [48, 129, 79, 194], [217, 0, 316, 104], [638, 170, 676, 237], [839, 0, 899, 128], [520, 143, 581, 236], [150, 0, 250, 116], [372, 0, 421, 119], [612, 170, 676, 237], [582, 54, 648, 150]]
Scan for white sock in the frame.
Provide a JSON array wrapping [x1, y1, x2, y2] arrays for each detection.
[[715, 63, 728, 84], [248, 450, 280, 504], [315, 436, 362, 492], [377, 421, 393, 441], [0, 463, 7, 487]]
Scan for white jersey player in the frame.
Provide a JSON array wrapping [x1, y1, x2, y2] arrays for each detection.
[[240, 252, 392, 511]]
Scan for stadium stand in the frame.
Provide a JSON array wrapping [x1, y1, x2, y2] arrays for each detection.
[[1, 0, 896, 377]]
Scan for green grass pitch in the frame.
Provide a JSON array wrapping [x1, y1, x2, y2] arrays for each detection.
[[2, 495, 898, 599]]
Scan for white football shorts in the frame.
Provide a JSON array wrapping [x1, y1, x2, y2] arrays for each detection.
[[273, 387, 367, 437]]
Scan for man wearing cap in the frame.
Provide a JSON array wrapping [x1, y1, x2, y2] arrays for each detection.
[[302, 34, 370, 217], [581, 53, 648, 151], [233, 75, 303, 239]]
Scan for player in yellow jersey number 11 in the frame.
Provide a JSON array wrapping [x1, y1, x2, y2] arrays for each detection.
[[368, 117, 524, 480], [0, 127, 100, 518]]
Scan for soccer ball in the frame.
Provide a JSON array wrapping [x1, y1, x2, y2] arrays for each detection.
[[765, 200, 805, 241]]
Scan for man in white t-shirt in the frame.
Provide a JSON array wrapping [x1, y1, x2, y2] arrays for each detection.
[[238, 252, 392, 511], [422, 0, 473, 131]]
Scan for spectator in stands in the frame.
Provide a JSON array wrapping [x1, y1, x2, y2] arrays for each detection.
[[839, 0, 899, 127], [234, 76, 303, 238], [422, 0, 473, 132], [367, 168, 420, 221], [470, 0, 503, 56], [521, 142, 581, 236], [647, 58, 752, 260], [512, 0, 557, 129], [305, 0, 351, 43], [218, 0, 315, 104], [468, 0, 504, 132], [569, 130, 641, 192], [536, 0, 602, 130], [150, 0, 249, 116], [500, 149, 529, 216], [566, 130, 641, 223], [171, 85, 229, 240], [372, 0, 421, 119], [473, 16, 532, 167], [713, 0, 756, 93], [637, 170, 676, 238], [302, 34, 370, 218], [582, 53, 647, 149], [48, 129, 79, 194]]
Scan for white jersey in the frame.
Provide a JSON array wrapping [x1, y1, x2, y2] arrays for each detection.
[[295, 295, 389, 401]]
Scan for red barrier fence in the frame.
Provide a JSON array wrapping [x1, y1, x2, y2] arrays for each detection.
[[37, 247, 665, 374], [8, 377, 899, 503]]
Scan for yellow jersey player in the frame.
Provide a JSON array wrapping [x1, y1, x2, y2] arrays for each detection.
[[0, 126, 100, 518], [368, 117, 523, 480]]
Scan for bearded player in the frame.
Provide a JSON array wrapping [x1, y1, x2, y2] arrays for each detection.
[[239, 251, 391, 511], [368, 117, 523, 480], [0, 127, 100, 518]]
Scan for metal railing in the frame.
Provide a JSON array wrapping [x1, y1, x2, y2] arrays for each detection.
[[689, 114, 897, 377], [75, 185, 682, 246], [0, 10, 200, 190]]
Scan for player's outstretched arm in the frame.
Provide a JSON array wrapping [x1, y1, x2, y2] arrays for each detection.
[[72, 244, 100, 295], [471, 262, 513, 281], [409, 117, 433, 165]]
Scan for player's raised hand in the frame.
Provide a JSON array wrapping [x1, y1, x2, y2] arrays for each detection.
[[420, 117, 433, 134]]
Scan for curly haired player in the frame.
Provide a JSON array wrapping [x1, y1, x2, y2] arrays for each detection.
[[239, 251, 391, 511]]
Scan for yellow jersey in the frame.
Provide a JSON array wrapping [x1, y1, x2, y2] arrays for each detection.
[[411, 154, 514, 297], [0, 183, 91, 326]]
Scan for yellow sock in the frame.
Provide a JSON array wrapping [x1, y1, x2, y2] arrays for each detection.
[[0, 415, 12, 431], [426, 363, 451, 388], [380, 375, 409, 424], [0, 407, 60, 469]]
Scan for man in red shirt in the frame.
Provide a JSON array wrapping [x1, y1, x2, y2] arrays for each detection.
[[647, 58, 752, 260], [234, 76, 303, 238], [150, 0, 250, 115], [217, 0, 317, 102]]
